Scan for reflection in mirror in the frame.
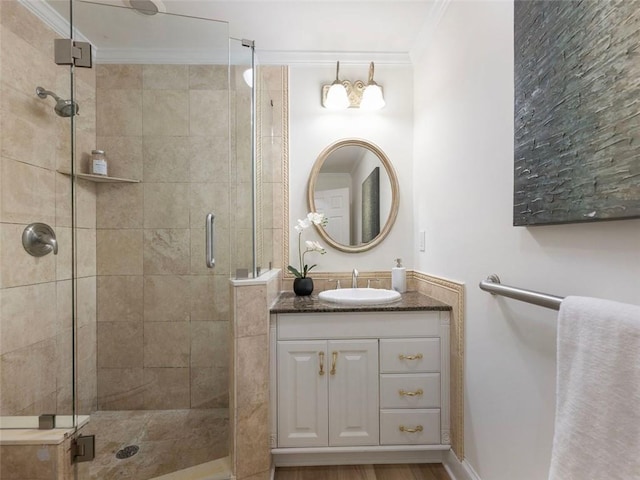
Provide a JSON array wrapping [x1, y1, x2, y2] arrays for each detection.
[[308, 139, 399, 253]]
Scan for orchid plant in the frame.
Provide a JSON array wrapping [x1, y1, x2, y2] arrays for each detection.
[[288, 212, 328, 279]]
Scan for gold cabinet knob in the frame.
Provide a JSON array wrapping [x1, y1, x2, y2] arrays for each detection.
[[399, 389, 423, 397], [398, 353, 423, 361], [399, 425, 423, 433], [330, 351, 338, 375], [318, 351, 325, 375]]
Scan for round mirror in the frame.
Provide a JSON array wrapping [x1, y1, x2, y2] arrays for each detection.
[[307, 138, 399, 253]]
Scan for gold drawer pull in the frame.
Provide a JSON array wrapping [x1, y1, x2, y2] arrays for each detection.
[[399, 389, 423, 397], [319, 352, 325, 375], [399, 353, 423, 361], [399, 425, 423, 433], [330, 351, 338, 375]]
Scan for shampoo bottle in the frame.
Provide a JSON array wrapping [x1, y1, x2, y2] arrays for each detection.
[[391, 258, 406, 293]]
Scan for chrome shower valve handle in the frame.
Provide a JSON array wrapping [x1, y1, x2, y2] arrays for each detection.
[[22, 223, 58, 257]]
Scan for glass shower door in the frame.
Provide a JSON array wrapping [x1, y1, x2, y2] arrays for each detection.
[[229, 39, 274, 277], [0, 0, 76, 430], [65, 1, 235, 478], [230, 38, 257, 277]]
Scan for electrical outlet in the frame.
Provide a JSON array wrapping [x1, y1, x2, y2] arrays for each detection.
[[419, 230, 426, 252]]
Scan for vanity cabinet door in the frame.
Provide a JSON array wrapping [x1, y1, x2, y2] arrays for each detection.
[[328, 339, 379, 446], [277, 341, 328, 447]]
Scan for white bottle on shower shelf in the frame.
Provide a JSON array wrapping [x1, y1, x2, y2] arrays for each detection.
[[391, 258, 406, 293], [91, 149, 108, 176]]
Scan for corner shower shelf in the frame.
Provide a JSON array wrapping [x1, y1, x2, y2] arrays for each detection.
[[57, 170, 140, 183]]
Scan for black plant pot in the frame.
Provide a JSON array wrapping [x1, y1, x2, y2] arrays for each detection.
[[293, 277, 314, 296]]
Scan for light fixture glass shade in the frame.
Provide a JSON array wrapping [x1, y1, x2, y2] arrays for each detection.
[[361, 84, 385, 110], [325, 82, 349, 110], [242, 68, 253, 88]]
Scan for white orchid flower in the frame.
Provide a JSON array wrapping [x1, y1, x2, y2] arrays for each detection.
[[305, 240, 326, 254], [307, 212, 326, 225], [297, 218, 311, 230], [288, 212, 329, 282]]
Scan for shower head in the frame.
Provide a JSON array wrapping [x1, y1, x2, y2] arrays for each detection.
[[36, 86, 79, 117], [126, 0, 164, 16]]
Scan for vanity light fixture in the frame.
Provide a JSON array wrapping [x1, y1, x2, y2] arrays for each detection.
[[321, 61, 385, 110], [360, 62, 386, 110], [324, 61, 350, 110]]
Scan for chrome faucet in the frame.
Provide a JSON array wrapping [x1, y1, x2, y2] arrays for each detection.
[[352, 268, 359, 288]]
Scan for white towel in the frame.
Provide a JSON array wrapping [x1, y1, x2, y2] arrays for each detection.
[[548, 296, 640, 480]]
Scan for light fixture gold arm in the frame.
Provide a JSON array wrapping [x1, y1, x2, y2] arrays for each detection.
[[324, 61, 349, 109]]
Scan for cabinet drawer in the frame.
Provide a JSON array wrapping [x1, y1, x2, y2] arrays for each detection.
[[380, 409, 440, 445], [380, 373, 440, 409], [380, 338, 440, 373]]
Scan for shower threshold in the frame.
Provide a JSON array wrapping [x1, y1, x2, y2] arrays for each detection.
[[150, 456, 231, 480], [0, 415, 91, 445]]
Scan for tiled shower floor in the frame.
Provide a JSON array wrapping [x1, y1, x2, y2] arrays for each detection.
[[78, 409, 229, 480]]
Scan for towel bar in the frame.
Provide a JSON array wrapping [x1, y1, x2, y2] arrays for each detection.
[[479, 274, 564, 311]]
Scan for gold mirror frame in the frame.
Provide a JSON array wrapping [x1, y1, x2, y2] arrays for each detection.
[[307, 138, 400, 253]]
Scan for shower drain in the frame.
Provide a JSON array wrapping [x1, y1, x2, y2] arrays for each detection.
[[115, 445, 140, 459]]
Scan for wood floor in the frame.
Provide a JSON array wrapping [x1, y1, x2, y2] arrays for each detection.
[[275, 464, 451, 480]]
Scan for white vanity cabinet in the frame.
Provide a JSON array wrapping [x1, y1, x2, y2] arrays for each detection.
[[271, 310, 451, 466]]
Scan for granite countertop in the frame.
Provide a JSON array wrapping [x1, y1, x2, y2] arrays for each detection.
[[270, 291, 452, 314]]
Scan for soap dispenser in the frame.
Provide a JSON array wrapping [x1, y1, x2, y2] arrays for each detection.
[[391, 258, 406, 293]]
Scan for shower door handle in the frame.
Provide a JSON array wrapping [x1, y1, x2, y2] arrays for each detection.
[[206, 213, 215, 268]]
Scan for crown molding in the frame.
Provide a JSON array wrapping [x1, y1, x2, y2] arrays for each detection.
[[256, 50, 412, 66], [18, 0, 430, 67], [18, 0, 69, 37], [18, 0, 92, 44]]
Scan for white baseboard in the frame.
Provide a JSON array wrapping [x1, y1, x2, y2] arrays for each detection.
[[443, 450, 482, 480]]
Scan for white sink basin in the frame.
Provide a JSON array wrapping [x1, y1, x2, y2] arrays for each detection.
[[318, 288, 401, 305]]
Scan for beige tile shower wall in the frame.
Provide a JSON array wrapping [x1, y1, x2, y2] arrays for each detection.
[[0, 1, 97, 416], [230, 270, 281, 480], [95, 64, 231, 410], [0, 434, 79, 480]]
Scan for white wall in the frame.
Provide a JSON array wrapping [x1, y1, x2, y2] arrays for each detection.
[[289, 64, 414, 273], [413, 2, 640, 480]]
